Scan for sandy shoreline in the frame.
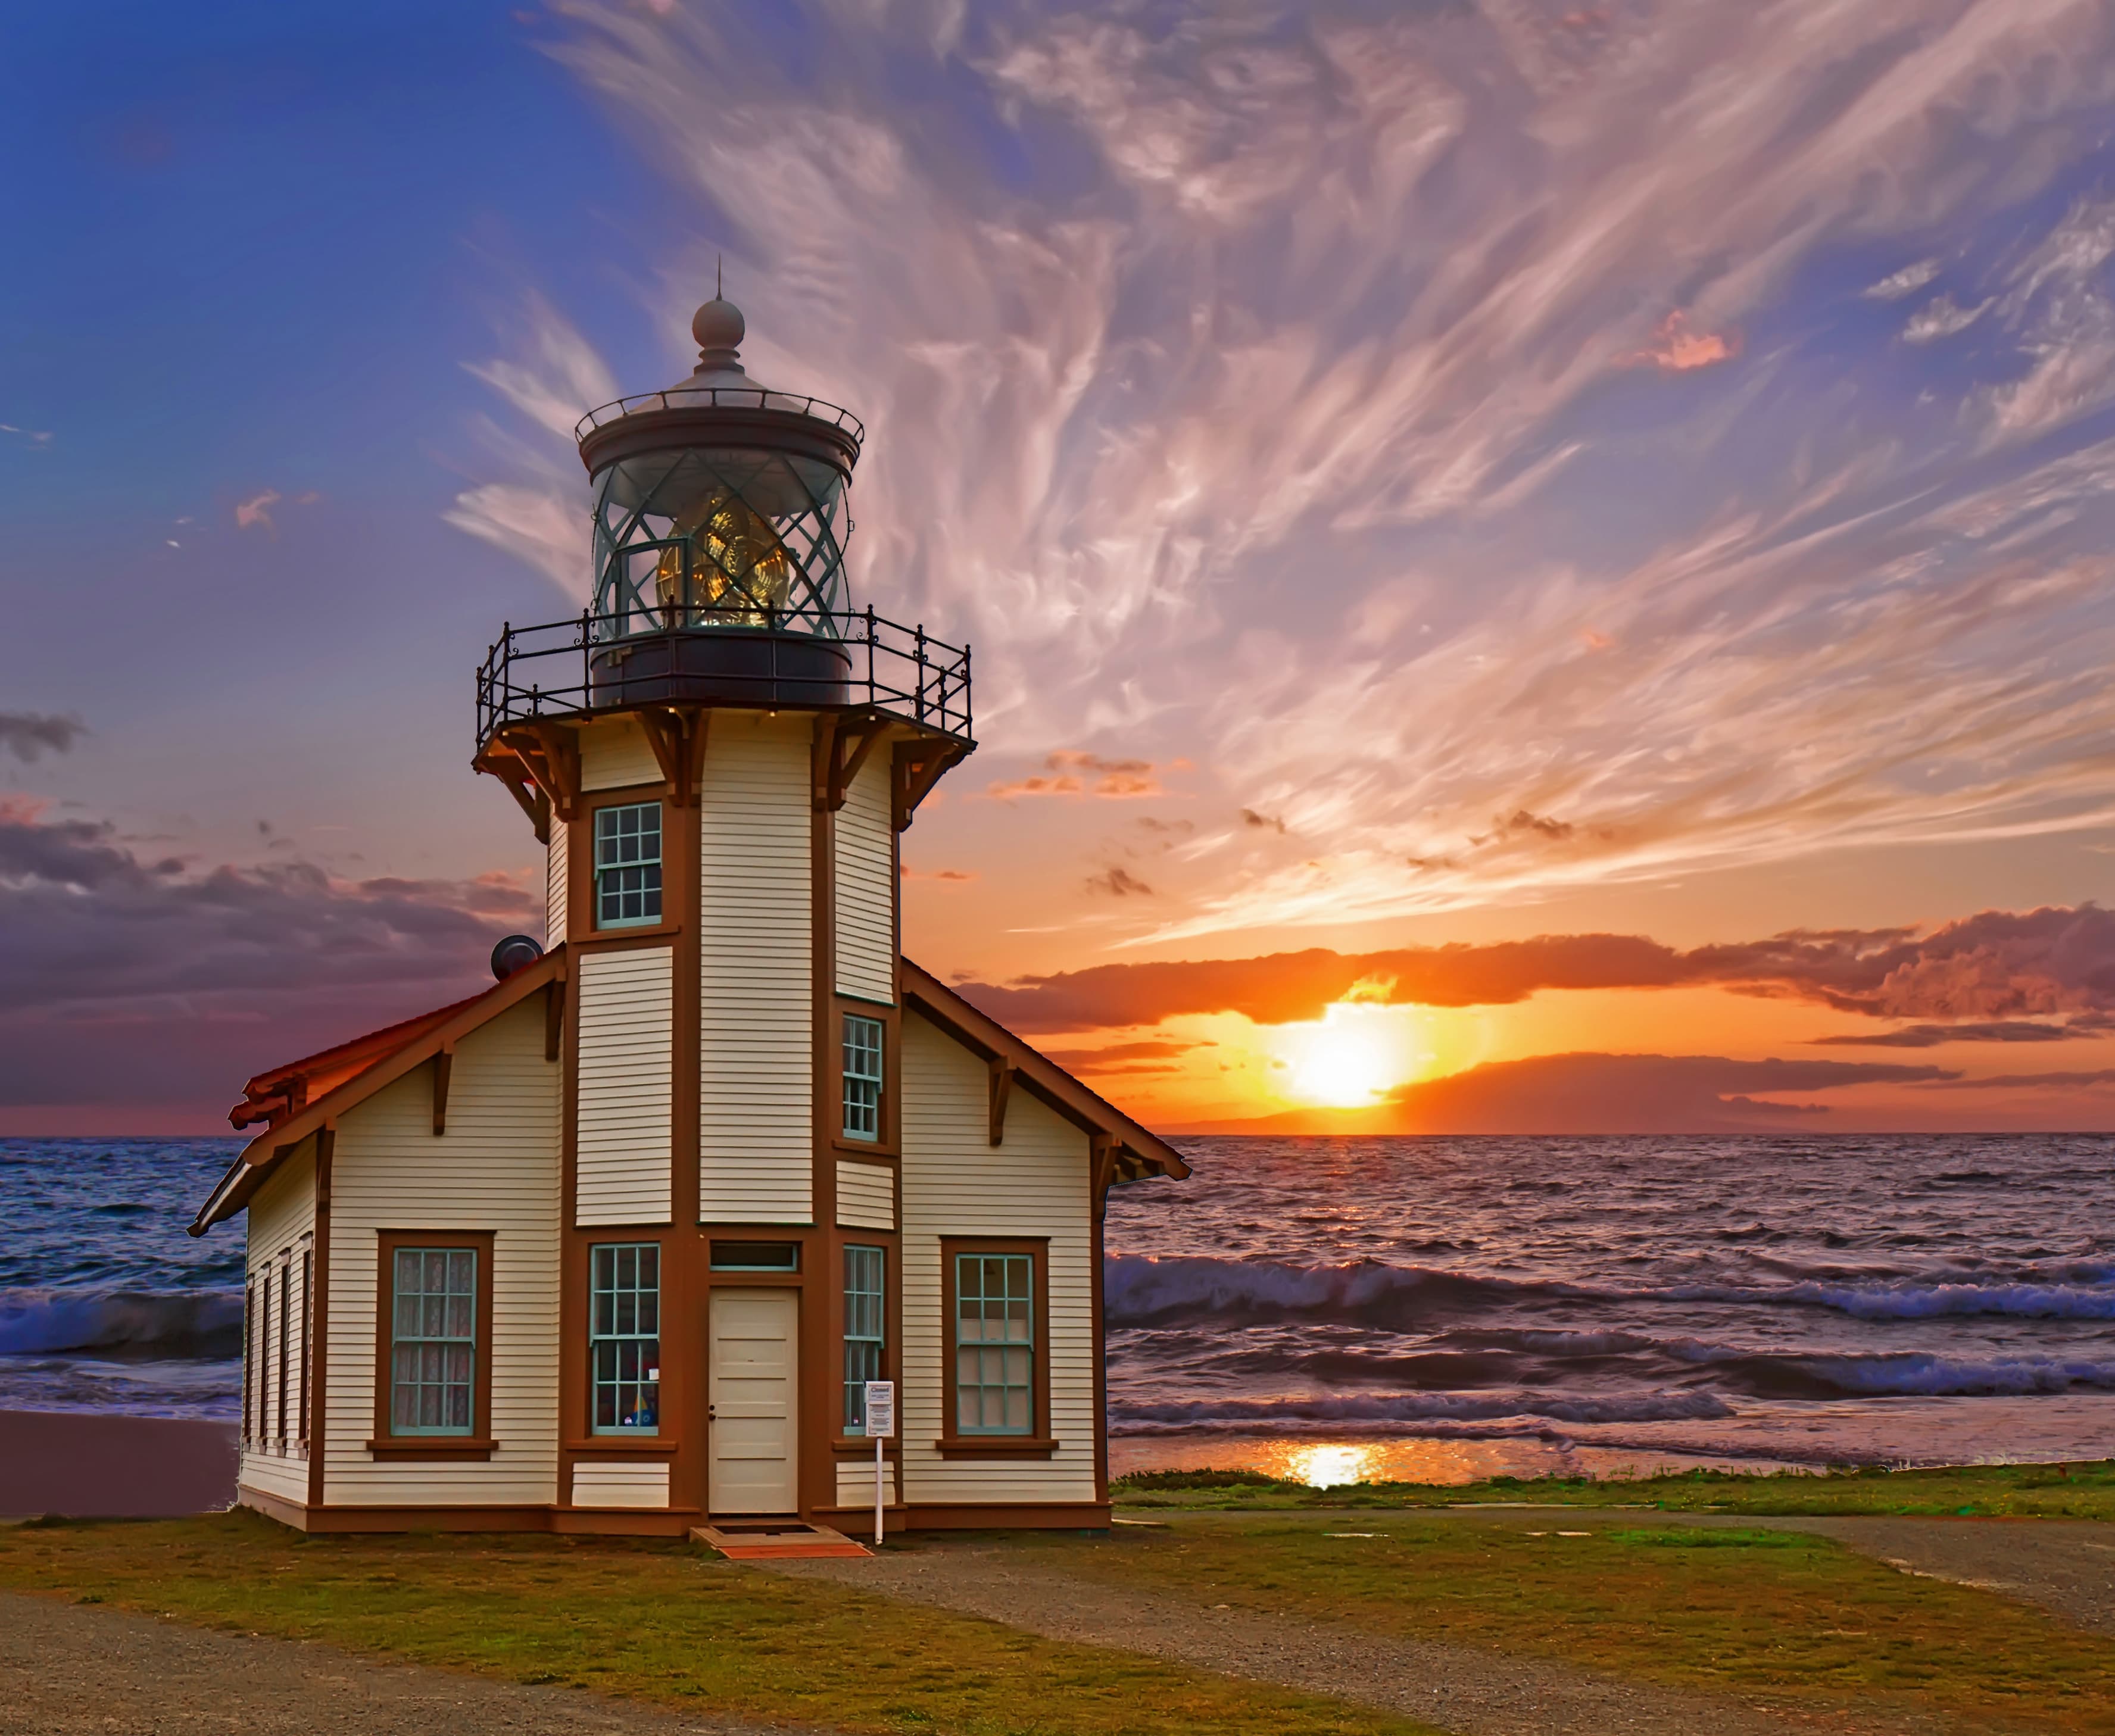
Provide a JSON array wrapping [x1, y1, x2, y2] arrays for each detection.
[[0, 1409, 237, 1518]]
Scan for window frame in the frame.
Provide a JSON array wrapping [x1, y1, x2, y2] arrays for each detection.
[[276, 1255, 292, 1444], [588, 1240, 663, 1437], [937, 1237, 1056, 1457], [840, 1010, 884, 1142], [369, 1229, 496, 1459], [592, 800, 665, 931], [842, 1244, 887, 1433], [831, 995, 899, 1156]]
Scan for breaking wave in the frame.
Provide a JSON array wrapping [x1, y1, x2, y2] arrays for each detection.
[[1103, 1254, 2115, 1327], [0, 1290, 243, 1359]]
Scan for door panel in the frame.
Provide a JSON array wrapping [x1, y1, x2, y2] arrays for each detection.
[[709, 1288, 798, 1514]]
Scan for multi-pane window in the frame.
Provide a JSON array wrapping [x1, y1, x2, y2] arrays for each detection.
[[594, 802, 662, 929], [954, 1253, 1033, 1435], [842, 1014, 884, 1140], [390, 1247, 478, 1435], [276, 1259, 291, 1442], [590, 1242, 660, 1433], [843, 1245, 886, 1431], [298, 1248, 313, 1445]]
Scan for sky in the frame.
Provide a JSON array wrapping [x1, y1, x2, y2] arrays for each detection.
[[8, 0, 2115, 1135]]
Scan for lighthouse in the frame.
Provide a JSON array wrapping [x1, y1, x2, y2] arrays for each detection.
[[196, 291, 1186, 1538]]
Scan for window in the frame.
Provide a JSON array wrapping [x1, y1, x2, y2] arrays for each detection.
[[244, 1279, 257, 1444], [276, 1259, 291, 1442], [298, 1248, 313, 1446], [389, 1246, 479, 1435], [953, 1251, 1034, 1435], [594, 802, 662, 929], [710, 1241, 799, 1272], [842, 1013, 884, 1140], [843, 1245, 885, 1431], [590, 1242, 660, 1434]]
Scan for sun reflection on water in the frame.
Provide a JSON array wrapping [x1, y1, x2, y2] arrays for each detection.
[[1286, 1444, 1377, 1488]]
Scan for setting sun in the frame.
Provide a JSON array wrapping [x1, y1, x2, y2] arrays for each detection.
[[1275, 1001, 1431, 1107]]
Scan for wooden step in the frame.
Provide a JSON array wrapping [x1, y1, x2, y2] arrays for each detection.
[[691, 1519, 873, 1560]]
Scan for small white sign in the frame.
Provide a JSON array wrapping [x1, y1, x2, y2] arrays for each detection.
[[863, 1380, 897, 1439]]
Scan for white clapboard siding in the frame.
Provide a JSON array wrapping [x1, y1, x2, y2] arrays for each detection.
[[898, 1011, 1097, 1506], [325, 998, 562, 1507], [572, 1460, 670, 1508], [545, 821, 569, 945], [835, 1160, 895, 1230], [575, 947, 674, 1226], [240, 1151, 316, 1506], [836, 1456, 898, 1508], [833, 753, 895, 1004], [579, 714, 662, 791], [698, 714, 813, 1223]]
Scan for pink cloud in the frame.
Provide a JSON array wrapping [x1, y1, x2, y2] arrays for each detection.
[[1623, 311, 1741, 372], [234, 489, 280, 530]]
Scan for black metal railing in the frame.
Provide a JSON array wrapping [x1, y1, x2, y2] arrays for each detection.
[[575, 386, 865, 451], [475, 606, 972, 750]]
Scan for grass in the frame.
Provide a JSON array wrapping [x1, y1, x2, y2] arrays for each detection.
[[1021, 1509, 2115, 1733], [1113, 1457, 2115, 1517], [0, 1511, 1431, 1736]]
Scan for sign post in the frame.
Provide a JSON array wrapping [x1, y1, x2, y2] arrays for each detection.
[[862, 1380, 896, 1547]]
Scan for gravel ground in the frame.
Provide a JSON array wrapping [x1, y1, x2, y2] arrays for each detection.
[[0, 1593, 796, 1736], [763, 1537, 1810, 1736]]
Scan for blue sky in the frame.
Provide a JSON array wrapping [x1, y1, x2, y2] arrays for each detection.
[[11, 0, 2115, 1131]]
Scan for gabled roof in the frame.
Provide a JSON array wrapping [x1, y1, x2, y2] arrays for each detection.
[[900, 958, 1190, 1185], [227, 990, 495, 1130], [189, 950, 566, 1235]]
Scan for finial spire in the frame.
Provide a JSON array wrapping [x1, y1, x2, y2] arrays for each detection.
[[716, 252, 723, 299]]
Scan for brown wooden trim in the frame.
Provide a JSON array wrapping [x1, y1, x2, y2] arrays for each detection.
[[1091, 1169, 1108, 1507], [902, 1501, 1111, 1531], [306, 1126, 332, 1508], [572, 923, 684, 948], [934, 1437, 1060, 1459], [563, 1437, 679, 1456], [544, 978, 564, 1062], [828, 1435, 902, 1456], [988, 1058, 1012, 1147], [557, 945, 587, 1499], [372, 1229, 497, 1447], [473, 742, 554, 845], [890, 739, 965, 832], [939, 1235, 1052, 1447], [430, 1046, 453, 1135], [366, 1437, 496, 1460], [664, 775, 704, 1522], [238, 1484, 313, 1531], [801, 717, 837, 1521]]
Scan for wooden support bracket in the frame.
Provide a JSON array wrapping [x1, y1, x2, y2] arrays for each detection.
[[431, 1045, 454, 1136], [892, 741, 963, 832], [987, 1058, 1014, 1147], [545, 975, 567, 1063]]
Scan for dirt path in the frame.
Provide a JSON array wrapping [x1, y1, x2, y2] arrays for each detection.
[[0, 1591, 794, 1736], [763, 1537, 1812, 1736]]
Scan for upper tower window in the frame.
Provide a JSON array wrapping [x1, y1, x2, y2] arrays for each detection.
[[594, 802, 663, 929], [843, 1013, 884, 1140]]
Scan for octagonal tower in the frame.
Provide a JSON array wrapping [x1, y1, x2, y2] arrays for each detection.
[[469, 291, 975, 1523]]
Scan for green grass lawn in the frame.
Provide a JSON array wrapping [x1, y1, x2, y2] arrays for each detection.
[[0, 1512, 1430, 1736], [1113, 1457, 2115, 1518], [1022, 1509, 2115, 1734]]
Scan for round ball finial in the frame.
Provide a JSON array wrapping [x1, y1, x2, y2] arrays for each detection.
[[692, 295, 745, 357]]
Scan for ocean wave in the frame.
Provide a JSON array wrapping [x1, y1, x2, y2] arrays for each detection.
[[1103, 1253, 2115, 1328], [0, 1291, 244, 1358], [1109, 1388, 1732, 1428]]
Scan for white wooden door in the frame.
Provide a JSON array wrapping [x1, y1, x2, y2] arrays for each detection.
[[708, 1288, 799, 1513]]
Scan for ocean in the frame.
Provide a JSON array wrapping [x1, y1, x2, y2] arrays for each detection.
[[5, 1135, 2112, 1482]]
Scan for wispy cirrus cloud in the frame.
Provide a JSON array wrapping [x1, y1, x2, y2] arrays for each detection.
[[453, 0, 2115, 945]]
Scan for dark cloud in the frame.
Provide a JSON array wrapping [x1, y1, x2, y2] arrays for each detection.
[[0, 807, 533, 1115], [1177, 1053, 1955, 1136], [1041, 1039, 1204, 1070], [956, 904, 2115, 1033], [1924, 1069, 2115, 1090], [0, 712, 86, 763], [1085, 866, 1154, 898], [1813, 1021, 2088, 1048]]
